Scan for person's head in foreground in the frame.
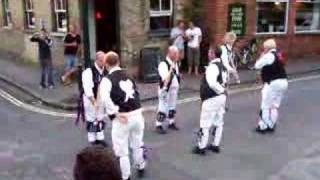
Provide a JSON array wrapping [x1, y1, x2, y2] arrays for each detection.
[[224, 32, 237, 46], [167, 45, 180, 62], [74, 145, 122, 180]]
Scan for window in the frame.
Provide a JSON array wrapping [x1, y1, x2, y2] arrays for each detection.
[[149, 0, 173, 33], [296, 0, 320, 33], [1, 0, 12, 27], [256, 0, 289, 34], [24, 0, 35, 29], [52, 0, 68, 32]]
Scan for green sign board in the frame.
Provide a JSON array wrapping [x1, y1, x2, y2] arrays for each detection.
[[228, 3, 246, 36]]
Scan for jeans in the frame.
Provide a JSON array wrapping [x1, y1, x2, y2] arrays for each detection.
[[40, 58, 54, 87], [64, 55, 78, 71]]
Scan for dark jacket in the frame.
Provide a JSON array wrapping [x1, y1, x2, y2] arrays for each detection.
[[30, 35, 53, 60]]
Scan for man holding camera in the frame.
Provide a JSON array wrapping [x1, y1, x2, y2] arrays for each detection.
[[30, 28, 54, 89]]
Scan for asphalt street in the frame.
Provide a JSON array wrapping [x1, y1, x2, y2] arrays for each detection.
[[1, 77, 320, 180]]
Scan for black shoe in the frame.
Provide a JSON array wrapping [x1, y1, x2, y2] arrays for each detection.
[[192, 146, 206, 156], [255, 127, 268, 134], [94, 140, 108, 147], [168, 123, 180, 131], [156, 126, 167, 134], [207, 145, 220, 153], [137, 169, 145, 178]]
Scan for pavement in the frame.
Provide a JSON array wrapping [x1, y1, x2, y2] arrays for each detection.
[[0, 55, 319, 110], [1, 74, 320, 180]]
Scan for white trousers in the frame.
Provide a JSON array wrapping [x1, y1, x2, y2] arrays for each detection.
[[258, 79, 288, 130], [156, 85, 179, 126], [198, 95, 226, 149], [112, 109, 146, 180], [83, 96, 105, 143]]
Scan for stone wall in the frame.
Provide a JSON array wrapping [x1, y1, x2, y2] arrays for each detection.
[[0, 0, 81, 68]]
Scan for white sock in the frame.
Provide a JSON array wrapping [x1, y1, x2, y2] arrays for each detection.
[[119, 156, 131, 180], [258, 120, 268, 130], [156, 121, 162, 127], [262, 109, 274, 128], [87, 132, 96, 143], [96, 131, 105, 141], [132, 147, 146, 170], [270, 108, 279, 128], [213, 125, 223, 147], [198, 128, 209, 149], [169, 118, 175, 125]]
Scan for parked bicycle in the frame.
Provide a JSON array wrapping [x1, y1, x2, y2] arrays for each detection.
[[234, 38, 260, 70]]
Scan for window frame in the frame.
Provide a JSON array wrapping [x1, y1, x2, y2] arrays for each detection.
[[256, 0, 289, 35], [149, 0, 173, 34], [24, 0, 35, 29], [295, 0, 320, 34], [2, 0, 12, 28], [52, 0, 68, 33]]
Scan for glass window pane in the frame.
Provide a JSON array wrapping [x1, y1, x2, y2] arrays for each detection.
[[295, 2, 320, 31], [161, 0, 171, 11], [58, 12, 67, 30], [28, 12, 35, 26], [256, 2, 287, 33], [150, 0, 160, 11], [56, 0, 66, 10], [150, 16, 171, 31], [26, 0, 31, 10], [7, 11, 12, 24]]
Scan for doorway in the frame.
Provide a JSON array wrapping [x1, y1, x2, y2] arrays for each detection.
[[94, 0, 118, 52]]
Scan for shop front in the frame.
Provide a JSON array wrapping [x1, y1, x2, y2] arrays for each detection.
[[206, 0, 320, 58]]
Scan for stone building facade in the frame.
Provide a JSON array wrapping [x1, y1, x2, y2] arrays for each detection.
[[0, 0, 319, 75]]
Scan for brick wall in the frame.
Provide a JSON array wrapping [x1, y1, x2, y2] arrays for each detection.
[[204, 0, 320, 58]]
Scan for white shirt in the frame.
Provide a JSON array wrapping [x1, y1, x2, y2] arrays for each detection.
[[82, 63, 104, 98], [186, 27, 202, 48], [205, 58, 226, 94], [158, 57, 180, 88], [254, 49, 277, 70], [220, 44, 236, 73], [97, 66, 122, 120], [170, 27, 185, 49]]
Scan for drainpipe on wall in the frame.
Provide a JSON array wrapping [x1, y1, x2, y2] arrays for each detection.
[[81, 0, 91, 68]]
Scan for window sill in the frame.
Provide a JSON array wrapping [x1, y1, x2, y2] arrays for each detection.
[[255, 32, 287, 36], [295, 31, 320, 35], [50, 32, 66, 37], [148, 30, 170, 38], [24, 29, 37, 34], [2, 26, 13, 30]]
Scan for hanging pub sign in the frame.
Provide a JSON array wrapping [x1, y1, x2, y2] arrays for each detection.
[[227, 3, 246, 36]]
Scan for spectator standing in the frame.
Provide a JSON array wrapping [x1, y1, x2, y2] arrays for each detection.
[[61, 24, 82, 85], [186, 21, 202, 76], [30, 28, 54, 89], [170, 20, 186, 61]]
